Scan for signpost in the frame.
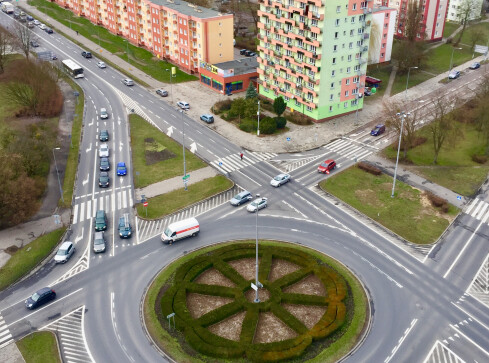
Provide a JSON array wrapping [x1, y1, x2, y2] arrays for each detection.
[[141, 195, 147, 217], [183, 174, 190, 189], [167, 312, 175, 330]]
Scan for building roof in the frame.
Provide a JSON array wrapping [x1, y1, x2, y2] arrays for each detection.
[[150, 0, 226, 19], [215, 57, 258, 76]]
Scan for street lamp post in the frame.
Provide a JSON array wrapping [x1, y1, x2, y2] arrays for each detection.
[[391, 112, 409, 198], [52, 147, 64, 203], [180, 109, 187, 191], [405, 66, 418, 101], [123, 40, 129, 62], [257, 100, 260, 136], [166, 68, 173, 105], [254, 193, 261, 303], [448, 47, 462, 80], [354, 94, 360, 126]]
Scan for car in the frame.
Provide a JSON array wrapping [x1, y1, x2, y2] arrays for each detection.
[[26, 15, 34, 21], [19, 11, 25, 16], [239, 49, 247, 55], [39, 23, 47, 30], [177, 101, 190, 110], [33, 19, 40, 25], [19, 14, 26, 22], [13, 11, 20, 19], [51, 53, 57, 60], [98, 171, 110, 188], [469, 62, 480, 70], [81, 51, 92, 58], [370, 124, 386, 136], [96, 61, 106, 68], [100, 108, 108, 119], [117, 162, 127, 176], [248, 52, 257, 57], [364, 89, 372, 96], [29, 40, 39, 47], [118, 214, 132, 238], [44, 27, 53, 34], [244, 50, 254, 56], [93, 231, 106, 253], [122, 78, 134, 86], [99, 157, 110, 171], [94, 210, 107, 231], [318, 159, 336, 174], [54, 241, 75, 264], [99, 144, 109, 157], [25, 287, 56, 310], [156, 89, 168, 97], [448, 70, 461, 79], [27, 21, 34, 28], [247, 197, 268, 212], [200, 114, 214, 123], [99, 129, 109, 142], [270, 173, 291, 187], [230, 190, 252, 206]]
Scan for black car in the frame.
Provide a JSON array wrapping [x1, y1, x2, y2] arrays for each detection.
[[370, 124, 386, 136], [25, 287, 56, 310], [26, 15, 34, 21], [100, 157, 110, 171], [99, 129, 109, 142], [45, 27, 53, 34], [239, 49, 247, 55], [244, 50, 253, 56], [81, 51, 92, 58], [98, 172, 110, 188]]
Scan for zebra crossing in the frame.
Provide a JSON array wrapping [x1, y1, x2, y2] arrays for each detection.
[[210, 152, 277, 174], [324, 137, 378, 161], [0, 315, 13, 349], [73, 187, 133, 225], [464, 198, 489, 223], [137, 185, 242, 242], [423, 340, 465, 363], [467, 254, 489, 307], [42, 306, 94, 363]]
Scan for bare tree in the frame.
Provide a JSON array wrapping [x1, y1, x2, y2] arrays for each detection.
[[0, 26, 14, 74], [12, 22, 35, 58], [428, 97, 456, 164], [244, 0, 258, 26], [455, 0, 479, 46], [384, 101, 421, 159], [468, 27, 484, 52]]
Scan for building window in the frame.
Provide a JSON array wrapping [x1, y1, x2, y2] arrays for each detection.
[[345, 90, 349, 97], [382, 43, 385, 48], [353, 3, 357, 10], [346, 79, 350, 85], [295, 99, 300, 106], [332, 58, 336, 65], [351, 16, 355, 23], [200, 74, 211, 86], [335, 19, 340, 26], [336, 5, 341, 12], [344, 102, 348, 108], [335, 32, 338, 39], [381, 53, 385, 57], [331, 70, 335, 77], [329, 106, 333, 112]]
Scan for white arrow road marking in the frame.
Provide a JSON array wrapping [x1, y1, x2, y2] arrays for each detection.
[[190, 142, 197, 153], [120, 177, 124, 184], [82, 175, 89, 186], [86, 142, 92, 153], [118, 117, 121, 126], [167, 126, 174, 137], [88, 119, 94, 126], [74, 227, 84, 243], [119, 141, 124, 152]]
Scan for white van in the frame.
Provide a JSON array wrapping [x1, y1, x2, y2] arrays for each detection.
[[161, 218, 199, 244]]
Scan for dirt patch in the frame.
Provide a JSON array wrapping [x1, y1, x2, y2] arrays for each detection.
[[283, 274, 326, 296], [144, 137, 176, 165], [228, 258, 259, 281], [208, 311, 246, 341], [418, 193, 456, 222], [268, 258, 300, 281], [254, 312, 298, 343], [186, 293, 233, 319], [283, 303, 327, 329], [194, 268, 236, 287], [5, 245, 19, 255]]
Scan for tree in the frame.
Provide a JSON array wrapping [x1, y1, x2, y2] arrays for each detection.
[[244, 98, 258, 119], [245, 83, 257, 99], [229, 97, 247, 123], [384, 100, 421, 159], [244, 0, 259, 26], [13, 22, 34, 59], [0, 26, 14, 74], [273, 96, 286, 117], [468, 27, 484, 52], [403, 0, 426, 42], [455, 0, 479, 46], [428, 97, 456, 164]]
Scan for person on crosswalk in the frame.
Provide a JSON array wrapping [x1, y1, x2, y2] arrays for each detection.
[[240, 152, 244, 160]]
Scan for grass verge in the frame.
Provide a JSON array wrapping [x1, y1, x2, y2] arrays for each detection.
[[129, 114, 206, 188], [143, 240, 368, 363], [0, 228, 66, 291], [424, 43, 474, 74], [320, 166, 458, 244], [17, 331, 61, 363], [136, 175, 233, 219], [443, 22, 460, 38]]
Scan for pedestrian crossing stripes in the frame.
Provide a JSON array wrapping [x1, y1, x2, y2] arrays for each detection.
[[42, 306, 94, 363], [324, 138, 374, 161], [464, 198, 489, 222], [210, 152, 277, 174], [466, 254, 489, 307], [137, 185, 243, 242], [423, 340, 465, 363], [268, 155, 323, 173], [73, 189, 133, 225], [0, 315, 13, 349]]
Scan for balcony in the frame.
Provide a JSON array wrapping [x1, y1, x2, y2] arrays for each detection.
[[363, 8, 372, 14], [363, 33, 369, 40]]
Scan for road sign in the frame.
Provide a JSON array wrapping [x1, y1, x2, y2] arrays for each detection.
[[183, 175, 190, 180], [286, 137, 291, 141], [457, 196, 462, 200], [251, 283, 258, 291], [219, 161, 223, 166], [143, 201, 148, 207], [475, 45, 488, 54]]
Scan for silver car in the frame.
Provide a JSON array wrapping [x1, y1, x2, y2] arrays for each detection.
[[54, 241, 75, 264], [123, 78, 134, 86], [247, 197, 268, 213], [99, 144, 109, 157], [93, 232, 106, 253], [270, 173, 291, 187], [97, 61, 106, 68], [230, 190, 252, 206], [100, 108, 108, 119]]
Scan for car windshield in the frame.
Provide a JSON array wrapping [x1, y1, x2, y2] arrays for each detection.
[[274, 176, 282, 181], [164, 228, 172, 236], [118, 166, 124, 170], [251, 200, 259, 206], [56, 248, 67, 256], [94, 238, 104, 245], [320, 162, 328, 168], [31, 292, 40, 302]]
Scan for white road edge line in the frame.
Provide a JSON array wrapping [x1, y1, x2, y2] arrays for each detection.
[[111, 292, 136, 363], [384, 319, 418, 363]]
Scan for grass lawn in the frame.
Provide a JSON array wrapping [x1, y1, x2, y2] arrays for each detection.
[[443, 22, 460, 38], [458, 22, 489, 46], [424, 44, 474, 74], [390, 69, 433, 96], [129, 114, 206, 188], [0, 228, 66, 291], [17, 332, 61, 363], [366, 64, 392, 98], [320, 167, 458, 244], [383, 121, 489, 196], [28, 0, 196, 84], [136, 175, 233, 219]]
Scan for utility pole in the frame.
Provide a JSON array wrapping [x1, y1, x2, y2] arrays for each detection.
[[257, 100, 260, 136]]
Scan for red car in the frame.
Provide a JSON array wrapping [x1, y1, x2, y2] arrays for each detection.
[[318, 159, 336, 174]]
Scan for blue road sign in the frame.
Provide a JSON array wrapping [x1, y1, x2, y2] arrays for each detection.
[[286, 137, 291, 141], [457, 196, 462, 200], [219, 161, 223, 166]]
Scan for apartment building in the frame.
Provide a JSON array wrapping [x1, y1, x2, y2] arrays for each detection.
[[256, 0, 372, 122], [368, 6, 396, 64], [446, 0, 483, 22], [375, 0, 448, 41], [54, 0, 234, 74]]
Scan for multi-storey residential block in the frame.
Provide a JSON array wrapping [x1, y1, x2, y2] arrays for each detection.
[[446, 0, 483, 22], [368, 6, 396, 64], [376, 0, 448, 41], [256, 0, 372, 122], [54, 0, 234, 74]]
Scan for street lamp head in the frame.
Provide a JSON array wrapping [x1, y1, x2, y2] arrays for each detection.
[[54, 147, 60, 150], [412, 66, 418, 69]]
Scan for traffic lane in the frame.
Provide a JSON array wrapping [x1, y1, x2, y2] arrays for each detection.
[[442, 318, 489, 362]]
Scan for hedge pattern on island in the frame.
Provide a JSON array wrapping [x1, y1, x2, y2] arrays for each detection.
[[159, 243, 349, 361]]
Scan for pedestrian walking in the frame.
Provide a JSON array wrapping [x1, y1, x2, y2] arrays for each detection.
[[240, 152, 244, 160]]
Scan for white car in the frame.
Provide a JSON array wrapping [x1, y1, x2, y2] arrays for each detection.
[[100, 108, 108, 119], [270, 173, 291, 187], [39, 23, 47, 30], [97, 61, 106, 69], [99, 144, 109, 157], [122, 78, 134, 86], [247, 197, 268, 213], [33, 20, 40, 26], [177, 101, 190, 110]]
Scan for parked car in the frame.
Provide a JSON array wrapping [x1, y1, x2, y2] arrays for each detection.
[[93, 232, 106, 253], [44, 27, 53, 34], [29, 40, 39, 47], [94, 210, 108, 231], [39, 23, 47, 30], [200, 114, 214, 123], [244, 50, 254, 56], [98, 171, 110, 188], [96, 61, 106, 68], [99, 129, 109, 142], [239, 49, 247, 55], [318, 159, 336, 174], [370, 124, 386, 136], [248, 52, 256, 57], [25, 287, 56, 310], [33, 19, 40, 25], [230, 190, 252, 206], [118, 214, 132, 238], [156, 89, 168, 97], [177, 101, 190, 110], [448, 70, 461, 79], [99, 157, 110, 171], [270, 173, 291, 187], [469, 62, 480, 70], [247, 197, 268, 212], [100, 108, 108, 119], [51, 53, 57, 60], [81, 51, 92, 58], [26, 15, 34, 21], [54, 241, 75, 264], [123, 78, 134, 86], [117, 162, 127, 176], [364, 88, 372, 96], [27, 21, 34, 28], [99, 144, 109, 157]]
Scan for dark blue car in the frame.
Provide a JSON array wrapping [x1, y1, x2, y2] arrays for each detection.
[[25, 287, 56, 309], [371, 124, 385, 136], [117, 162, 127, 176]]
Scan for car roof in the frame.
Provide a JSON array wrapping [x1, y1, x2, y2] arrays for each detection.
[[37, 287, 52, 294], [375, 124, 384, 127], [117, 162, 125, 166], [60, 241, 73, 249], [324, 159, 335, 163]]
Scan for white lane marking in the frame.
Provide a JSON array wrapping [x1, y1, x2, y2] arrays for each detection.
[[122, 191, 127, 209], [465, 198, 479, 215], [282, 200, 308, 219], [451, 302, 489, 333], [73, 204, 79, 224], [384, 319, 418, 363], [235, 169, 261, 186], [80, 203, 85, 223], [450, 323, 489, 357], [86, 200, 91, 220], [111, 292, 135, 362], [217, 205, 246, 220]]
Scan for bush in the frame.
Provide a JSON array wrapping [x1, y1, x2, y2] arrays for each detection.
[[212, 99, 232, 113], [285, 111, 313, 125], [259, 117, 277, 134], [472, 154, 488, 164], [426, 192, 449, 212], [357, 162, 382, 176], [275, 116, 287, 129], [239, 119, 257, 132]]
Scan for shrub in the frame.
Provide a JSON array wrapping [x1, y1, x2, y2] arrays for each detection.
[[275, 116, 287, 129], [426, 192, 449, 212], [259, 117, 277, 134], [285, 111, 313, 125], [239, 119, 257, 132], [472, 154, 488, 164], [213, 99, 232, 113], [357, 162, 382, 176]]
